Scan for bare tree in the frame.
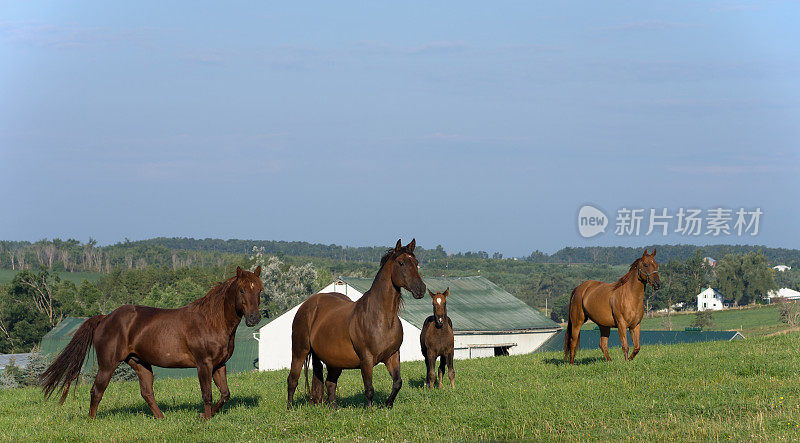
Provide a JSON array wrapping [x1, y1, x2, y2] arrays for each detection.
[[16, 272, 61, 327]]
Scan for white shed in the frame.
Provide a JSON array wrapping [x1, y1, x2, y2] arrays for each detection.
[[697, 287, 725, 311], [255, 276, 560, 371], [768, 287, 800, 301]]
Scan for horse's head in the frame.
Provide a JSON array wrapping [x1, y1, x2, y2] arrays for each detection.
[[387, 238, 426, 299], [234, 265, 263, 327], [429, 287, 450, 328], [637, 248, 661, 290]]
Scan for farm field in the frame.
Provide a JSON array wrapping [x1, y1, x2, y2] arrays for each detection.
[[581, 304, 786, 337], [0, 269, 103, 285], [0, 332, 797, 441]]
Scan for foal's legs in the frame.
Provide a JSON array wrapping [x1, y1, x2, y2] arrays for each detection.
[[437, 355, 445, 388], [325, 367, 342, 407], [628, 324, 641, 360], [425, 349, 438, 388], [598, 326, 612, 362], [127, 359, 164, 418], [446, 352, 455, 388], [383, 351, 402, 408], [210, 365, 231, 416]]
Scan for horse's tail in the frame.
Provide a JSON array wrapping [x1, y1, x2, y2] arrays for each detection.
[[303, 352, 311, 395], [564, 287, 580, 360], [40, 314, 105, 404]]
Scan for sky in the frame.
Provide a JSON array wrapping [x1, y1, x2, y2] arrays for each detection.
[[1, 1, 799, 256]]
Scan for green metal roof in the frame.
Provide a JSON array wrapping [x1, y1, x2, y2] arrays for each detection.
[[40, 316, 269, 379], [340, 276, 559, 332]]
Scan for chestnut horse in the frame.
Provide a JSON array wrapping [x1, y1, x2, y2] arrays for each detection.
[[564, 249, 661, 364], [287, 239, 426, 409], [420, 288, 455, 388], [40, 266, 263, 419]]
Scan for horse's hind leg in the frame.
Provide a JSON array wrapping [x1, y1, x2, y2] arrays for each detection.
[[598, 326, 612, 362], [88, 363, 117, 418], [210, 365, 230, 416], [127, 358, 164, 418], [310, 353, 324, 404], [325, 367, 342, 408]]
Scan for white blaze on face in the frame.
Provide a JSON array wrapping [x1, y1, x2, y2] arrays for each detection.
[[435, 297, 443, 306]]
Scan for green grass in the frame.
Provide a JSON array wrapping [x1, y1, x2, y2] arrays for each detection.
[[1, 333, 798, 441], [0, 269, 103, 285], [581, 304, 786, 337]]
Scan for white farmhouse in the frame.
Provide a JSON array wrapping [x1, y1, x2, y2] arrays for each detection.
[[697, 287, 726, 311], [255, 276, 560, 371], [773, 265, 792, 272]]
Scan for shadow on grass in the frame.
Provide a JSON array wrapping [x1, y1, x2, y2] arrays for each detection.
[[542, 357, 606, 366], [289, 390, 402, 410], [97, 394, 261, 418]]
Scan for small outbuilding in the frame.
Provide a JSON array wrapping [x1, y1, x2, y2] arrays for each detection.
[[256, 276, 560, 371], [768, 287, 800, 301]]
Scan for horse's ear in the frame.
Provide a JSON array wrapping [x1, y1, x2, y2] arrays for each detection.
[[651, 248, 657, 257], [406, 238, 416, 252], [254, 265, 262, 277], [443, 287, 449, 297], [236, 266, 243, 279], [428, 289, 435, 298], [642, 248, 648, 257], [395, 239, 403, 251]]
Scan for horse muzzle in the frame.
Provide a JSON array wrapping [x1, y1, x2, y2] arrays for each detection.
[[245, 312, 261, 327], [410, 281, 427, 299]]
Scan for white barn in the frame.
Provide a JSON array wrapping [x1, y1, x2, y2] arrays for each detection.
[[255, 276, 560, 371], [768, 287, 800, 301], [697, 287, 726, 311]]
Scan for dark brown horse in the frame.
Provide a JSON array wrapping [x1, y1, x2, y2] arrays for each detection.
[[420, 288, 455, 388], [40, 266, 263, 419], [564, 249, 661, 364], [287, 239, 426, 409]]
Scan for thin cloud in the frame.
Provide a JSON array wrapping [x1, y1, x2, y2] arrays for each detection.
[[667, 164, 798, 175], [0, 21, 155, 49], [596, 20, 702, 33]]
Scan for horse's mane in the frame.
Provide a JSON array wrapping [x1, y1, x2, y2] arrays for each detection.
[[379, 246, 416, 268], [191, 276, 237, 312], [613, 257, 642, 289]]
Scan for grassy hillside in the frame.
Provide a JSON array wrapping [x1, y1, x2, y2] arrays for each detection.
[[0, 269, 103, 285], [0, 333, 797, 440], [581, 304, 786, 337]]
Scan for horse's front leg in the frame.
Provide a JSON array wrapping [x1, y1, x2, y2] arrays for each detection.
[[384, 351, 402, 408], [359, 358, 375, 408], [628, 323, 641, 360], [616, 320, 630, 360], [210, 365, 230, 416], [196, 359, 215, 419]]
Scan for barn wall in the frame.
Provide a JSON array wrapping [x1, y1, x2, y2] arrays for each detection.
[[453, 331, 558, 359]]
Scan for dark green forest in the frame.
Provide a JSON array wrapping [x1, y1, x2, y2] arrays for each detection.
[[1, 238, 797, 354]]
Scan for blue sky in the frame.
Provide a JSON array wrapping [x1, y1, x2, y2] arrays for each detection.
[[1, 1, 798, 256]]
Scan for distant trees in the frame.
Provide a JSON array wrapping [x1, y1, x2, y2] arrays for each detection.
[[713, 252, 775, 305], [249, 247, 319, 318], [650, 250, 711, 311]]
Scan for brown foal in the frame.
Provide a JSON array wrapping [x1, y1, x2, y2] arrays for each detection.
[[420, 288, 455, 388]]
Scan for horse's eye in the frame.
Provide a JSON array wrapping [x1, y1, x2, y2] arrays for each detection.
[[240, 289, 244, 294], [398, 261, 404, 266], [644, 263, 649, 267]]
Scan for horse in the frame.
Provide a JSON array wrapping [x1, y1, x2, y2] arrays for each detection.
[[287, 239, 426, 409], [40, 266, 263, 419], [420, 288, 455, 388], [564, 249, 661, 364]]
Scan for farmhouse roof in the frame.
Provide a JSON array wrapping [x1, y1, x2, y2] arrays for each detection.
[[340, 276, 559, 333]]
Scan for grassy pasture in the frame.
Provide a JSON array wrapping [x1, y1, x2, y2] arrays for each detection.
[[581, 304, 786, 337], [0, 269, 103, 285], [0, 333, 798, 441]]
